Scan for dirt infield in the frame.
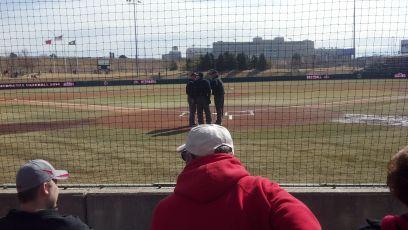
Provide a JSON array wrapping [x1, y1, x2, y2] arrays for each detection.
[[2, 94, 408, 134], [0, 97, 339, 134], [94, 106, 339, 130], [0, 86, 408, 135]]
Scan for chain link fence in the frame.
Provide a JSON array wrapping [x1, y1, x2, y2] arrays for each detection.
[[1, 0, 408, 186]]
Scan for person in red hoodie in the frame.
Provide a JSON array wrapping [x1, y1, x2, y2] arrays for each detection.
[[151, 124, 321, 230], [381, 146, 408, 230]]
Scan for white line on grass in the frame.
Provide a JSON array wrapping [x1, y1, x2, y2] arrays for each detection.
[[8, 99, 159, 112]]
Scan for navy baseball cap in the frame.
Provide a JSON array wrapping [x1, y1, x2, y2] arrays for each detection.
[[208, 69, 218, 76], [16, 159, 69, 192]]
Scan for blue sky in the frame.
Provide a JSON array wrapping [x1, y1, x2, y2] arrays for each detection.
[[1, 0, 407, 58]]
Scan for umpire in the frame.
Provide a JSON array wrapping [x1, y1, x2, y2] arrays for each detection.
[[195, 72, 212, 124], [186, 72, 198, 127], [209, 69, 225, 125]]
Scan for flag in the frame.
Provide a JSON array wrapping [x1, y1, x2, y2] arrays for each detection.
[[45, 40, 52, 45], [68, 40, 76, 45], [54, 35, 63, 41]]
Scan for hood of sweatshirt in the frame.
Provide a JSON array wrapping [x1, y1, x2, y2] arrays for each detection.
[[174, 153, 249, 203]]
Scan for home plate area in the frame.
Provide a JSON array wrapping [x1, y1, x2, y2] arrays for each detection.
[[179, 110, 255, 120], [177, 106, 338, 128]]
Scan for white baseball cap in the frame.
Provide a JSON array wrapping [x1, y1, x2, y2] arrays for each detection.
[[177, 124, 234, 157]]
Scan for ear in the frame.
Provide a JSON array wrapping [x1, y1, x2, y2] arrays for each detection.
[[40, 182, 50, 196]]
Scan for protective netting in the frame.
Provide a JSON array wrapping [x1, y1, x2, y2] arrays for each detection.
[[0, 0, 408, 186]]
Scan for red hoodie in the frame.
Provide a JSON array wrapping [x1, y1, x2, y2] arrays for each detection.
[[151, 154, 321, 230], [381, 214, 408, 230]]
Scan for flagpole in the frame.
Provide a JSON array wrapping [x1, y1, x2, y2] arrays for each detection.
[[69, 40, 79, 74], [53, 37, 56, 74], [126, 0, 141, 78], [48, 41, 52, 74], [76, 42, 79, 74], [63, 40, 67, 75], [64, 41, 67, 75], [353, 0, 356, 72]]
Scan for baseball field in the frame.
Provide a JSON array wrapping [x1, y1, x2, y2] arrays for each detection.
[[1, 79, 407, 185]]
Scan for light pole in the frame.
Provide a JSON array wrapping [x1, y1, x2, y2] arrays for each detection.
[[126, 0, 142, 77], [353, 0, 356, 71]]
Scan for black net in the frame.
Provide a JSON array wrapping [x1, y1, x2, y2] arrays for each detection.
[[0, 0, 408, 186]]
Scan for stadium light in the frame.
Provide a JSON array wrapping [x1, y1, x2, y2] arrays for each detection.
[[353, 0, 356, 71], [126, 0, 142, 77]]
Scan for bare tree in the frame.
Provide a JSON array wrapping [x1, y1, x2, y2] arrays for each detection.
[[21, 49, 34, 73], [8, 52, 18, 77]]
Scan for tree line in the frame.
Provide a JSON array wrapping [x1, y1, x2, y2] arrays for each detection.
[[186, 52, 268, 72]]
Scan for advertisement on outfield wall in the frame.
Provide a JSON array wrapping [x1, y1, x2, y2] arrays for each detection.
[[402, 40, 408, 54], [0, 74, 406, 91], [0, 80, 157, 90]]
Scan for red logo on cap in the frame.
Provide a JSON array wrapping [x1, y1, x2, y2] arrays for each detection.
[[42, 169, 53, 175]]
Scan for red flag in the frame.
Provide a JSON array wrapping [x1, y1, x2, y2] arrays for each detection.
[[45, 40, 52, 45]]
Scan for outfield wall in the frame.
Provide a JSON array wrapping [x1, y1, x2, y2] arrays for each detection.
[[1, 73, 407, 90], [0, 188, 405, 230]]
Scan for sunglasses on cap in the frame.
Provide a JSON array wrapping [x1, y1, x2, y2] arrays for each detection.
[[180, 149, 198, 162], [180, 150, 189, 162]]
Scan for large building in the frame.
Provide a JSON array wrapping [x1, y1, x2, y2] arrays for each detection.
[[162, 46, 182, 61], [185, 37, 354, 63], [186, 48, 213, 59], [212, 37, 315, 59]]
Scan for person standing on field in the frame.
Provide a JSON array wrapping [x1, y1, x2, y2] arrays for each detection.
[[186, 72, 198, 127], [195, 72, 212, 124], [208, 69, 225, 125]]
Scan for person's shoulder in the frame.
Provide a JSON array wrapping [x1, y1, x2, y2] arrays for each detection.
[[62, 215, 90, 229], [48, 214, 90, 230], [238, 175, 276, 188], [216, 78, 224, 86], [237, 176, 290, 200], [381, 215, 399, 229], [383, 214, 398, 221], [0, 209, 18, 227], [381, 214, 408, 230]]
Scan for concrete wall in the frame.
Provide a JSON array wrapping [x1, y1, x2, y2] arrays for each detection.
[[0, 187, 405, 230]]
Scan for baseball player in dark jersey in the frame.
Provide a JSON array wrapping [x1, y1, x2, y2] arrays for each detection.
[[195, 72, 212, 124], [209, 69, 225, 125], [186, 72, 198, 127]]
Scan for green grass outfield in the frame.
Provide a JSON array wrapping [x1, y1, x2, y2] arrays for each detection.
[[1, 79, 408, 185]]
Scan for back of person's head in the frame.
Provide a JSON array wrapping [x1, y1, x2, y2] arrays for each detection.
[[177, 125, 234, 162], [387, 146, 408, 207], [16, 159, 69, 204], [189, 72, 197, 80], [198, 72, 204, 79], [208, 69, 219, 78], [17, 185, 42, 204]]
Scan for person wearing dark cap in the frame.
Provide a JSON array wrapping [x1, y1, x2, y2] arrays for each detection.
[[186, 72, 198, 127], [0, 159, 91, 230], [195, 72, 212, 124], [208, 69, 225, 125], [151, 124, 321, 230]]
